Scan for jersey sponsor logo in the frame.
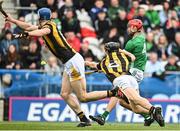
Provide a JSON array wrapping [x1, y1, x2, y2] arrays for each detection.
[[108, 61, 120, 68]]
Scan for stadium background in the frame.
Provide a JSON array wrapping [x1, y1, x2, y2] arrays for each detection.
[[0, 0, 179, 127]]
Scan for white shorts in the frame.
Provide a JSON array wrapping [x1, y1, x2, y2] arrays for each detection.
[[129, 68, 144, 83], [64, 53, 85, 82], [113, 75, 139, 90]]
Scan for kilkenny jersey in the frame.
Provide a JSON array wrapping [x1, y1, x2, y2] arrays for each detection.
[[40, 20, 76, 63], [97, 51, 129, 83]]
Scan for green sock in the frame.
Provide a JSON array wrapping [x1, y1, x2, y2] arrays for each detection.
[[101, 111, 109, 120], [141, 113, 151, 120]]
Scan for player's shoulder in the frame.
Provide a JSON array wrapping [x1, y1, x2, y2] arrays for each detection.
[[133, 34, 145, 40], [41, 20, 56, 29], [133, 34, 145, 43], [45, 20, 56, 26]]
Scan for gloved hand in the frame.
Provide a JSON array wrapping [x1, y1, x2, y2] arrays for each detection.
[[13, 32, 29, 39]]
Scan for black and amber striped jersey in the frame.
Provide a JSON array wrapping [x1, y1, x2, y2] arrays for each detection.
[[40, 20, 76, 63], [97, 51, 129, 83]]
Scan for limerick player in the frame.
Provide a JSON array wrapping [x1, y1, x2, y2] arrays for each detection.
[[89, 19, 164, 127]]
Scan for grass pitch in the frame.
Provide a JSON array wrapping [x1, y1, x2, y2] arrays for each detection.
[[0, 122, 179, 131]]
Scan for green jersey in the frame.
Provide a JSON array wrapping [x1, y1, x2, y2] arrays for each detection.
[[125, 34, 147, 71]]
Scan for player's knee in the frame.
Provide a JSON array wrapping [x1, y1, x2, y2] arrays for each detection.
[[133, 97, 142, 105], [79, 97, 88, 102], [119, 99, 124, 106], [60, 92, 69, 100], [79, 98, 87, 102], [78, 94, 88, 103]]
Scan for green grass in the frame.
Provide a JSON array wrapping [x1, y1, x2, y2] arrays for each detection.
[[0, 122, 179, 130]]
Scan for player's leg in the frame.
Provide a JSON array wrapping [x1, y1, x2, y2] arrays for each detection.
[[60, 72, 90, 127], [119, 98, 132, 110], [71, 77, 118, 102], [102, 97, 118, 118], [89, 97, 119, 125], [125, 100, 154, 126], [122, 85, 164, 126], [119, 98, 152, 123], [131, 89, 154, 126], [129, 69, 155, 125], [113, 75, 152, 112], [114, 75, 164, 127], [128, 99, 150, 114], [122, 88, 154, 113], [116, 90, 154, 126], [69, 53, 118, 102], [89, 94, 152, 126], [96, 68, 144, 122], [61, 72, 81, 113], [119, 89, 149, 112], [130, 89, 154, 126]]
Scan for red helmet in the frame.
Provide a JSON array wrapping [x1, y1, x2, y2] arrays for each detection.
[[128, 19, 143, 30]]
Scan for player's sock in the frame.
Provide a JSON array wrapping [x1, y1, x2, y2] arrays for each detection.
[[107, 90, 110, 97], [141, 113, 151, 120], [149, 106, 155, 117], [77, 111, 89, 122], [107, 87, 119, 97], [101, 111, 109, 120], [143, 113, 154, 126]]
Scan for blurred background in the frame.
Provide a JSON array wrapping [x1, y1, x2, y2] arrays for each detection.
[[0, 0, 179, 123]]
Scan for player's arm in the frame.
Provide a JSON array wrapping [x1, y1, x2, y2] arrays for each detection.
[[85, 61, 99, 69], [13, 28, 51, 38], [85, 60, 104, 73], [119, 49, 136, 62], [5, 14, 38, 31], [28, 28, 51, 37]]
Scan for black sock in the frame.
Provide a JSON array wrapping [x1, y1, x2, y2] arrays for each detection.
[[77, 112, 89, 122], [149, 106, 155, 115], [107, 90, 110, 97], [110, 87, 118, 96]]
